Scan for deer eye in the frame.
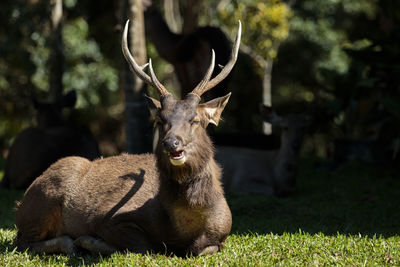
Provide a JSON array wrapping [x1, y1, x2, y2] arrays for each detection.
[[190, 119, 200, 126], [154, 116, 163, 125], [158, 114, 168, 124], [155, 117, 169, 129]]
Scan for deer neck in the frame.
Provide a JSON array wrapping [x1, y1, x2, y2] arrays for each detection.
[[275, 132, 301, 174], [157, 148, 223, 209]]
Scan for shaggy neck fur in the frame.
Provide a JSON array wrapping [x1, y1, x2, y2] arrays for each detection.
[[156, 134, 222, 208]]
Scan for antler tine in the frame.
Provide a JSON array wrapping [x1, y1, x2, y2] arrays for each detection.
[[122, 20, 170, 97], [149, 59, 170, 97], [202, 20, 242, 94], [190, 49, 215, 97], [122, 20, 152, 85]]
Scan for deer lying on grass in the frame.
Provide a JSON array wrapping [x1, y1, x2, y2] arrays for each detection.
[[15, 20, 241, 256], [1, 90, 100, 189], [215, 105, 310, 197]]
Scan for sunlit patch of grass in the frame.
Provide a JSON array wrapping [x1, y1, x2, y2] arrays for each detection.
[[0, 158, 399, 266]]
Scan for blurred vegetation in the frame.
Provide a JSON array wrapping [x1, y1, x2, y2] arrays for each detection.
[[0, 0, 399, 163], [0, 0, 122, 156], [270, 0, 399, 160], [216, 0, 290, 61]]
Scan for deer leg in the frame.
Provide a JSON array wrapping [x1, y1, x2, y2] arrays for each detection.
[[74, 235, 117, 255], [197, 245, 219, 256], [98, 222, 155, 254], [273, 174, 296, 197], [29, 235, 76, 255], [189, 233, 223, 256]]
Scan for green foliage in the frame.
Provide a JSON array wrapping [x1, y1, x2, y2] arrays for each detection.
[[217, 0, 291, 61], [318, 0, 400, 150], [273, 0, 379, 103], [1, 0, 398, 158], [62, 18, 118, 108], [29, 15, 119, 109], [267, 0, 400, 157], [0, 1, 49, 150], [0, 2, 119, 152]]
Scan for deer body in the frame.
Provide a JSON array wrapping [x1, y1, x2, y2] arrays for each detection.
[[216, 146, 275, 195], [216, 107, 309, 196], [1, 91, 100, 189], [3, 127, 99, 189], [17, 153, 230, 255], [15, 20, 241, 256]]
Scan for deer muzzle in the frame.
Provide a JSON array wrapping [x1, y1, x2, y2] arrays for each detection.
[[162, 136, 186, 166]]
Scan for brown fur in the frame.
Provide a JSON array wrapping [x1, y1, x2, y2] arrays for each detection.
[[16, 18, 239, 256], [15, 79, 233, 258]]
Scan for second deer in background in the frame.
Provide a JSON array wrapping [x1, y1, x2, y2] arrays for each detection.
[[1, 90, 100, 189], [216, 105, 310, 197]]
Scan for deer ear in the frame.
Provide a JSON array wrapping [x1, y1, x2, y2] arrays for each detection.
[[259, 104, 282, 124], [199, 93, 231, 126], [145, 95, 161, 120]]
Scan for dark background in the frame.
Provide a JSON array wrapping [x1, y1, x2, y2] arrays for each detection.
[[0, 0, 399, 167]]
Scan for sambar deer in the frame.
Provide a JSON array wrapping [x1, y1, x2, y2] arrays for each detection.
[[1, 90, 100, 189], [216, 105, 310, 197], [15, 20, 241, 256]]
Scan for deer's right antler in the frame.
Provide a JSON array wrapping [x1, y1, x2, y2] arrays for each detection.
[[122, 20, 171, 97], [190, 21, 242, 98]]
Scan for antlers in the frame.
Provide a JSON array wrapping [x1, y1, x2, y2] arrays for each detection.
[[122, 20, 241, 98], [122, 20, 170, 97], [191, 21, 242, 97]]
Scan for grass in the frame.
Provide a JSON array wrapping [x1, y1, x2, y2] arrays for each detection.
[[0, 158, 399, 266]]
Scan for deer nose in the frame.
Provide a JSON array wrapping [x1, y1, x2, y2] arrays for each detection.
[[162, 136, 182, 151]]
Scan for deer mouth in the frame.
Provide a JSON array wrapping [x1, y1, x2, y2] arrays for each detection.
[[169, 151, 186, 166]]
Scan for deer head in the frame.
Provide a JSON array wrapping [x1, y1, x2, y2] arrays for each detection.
[[33, 90, 77, 129], [260, 105, 311, 152], [122, 20, 241, 168]]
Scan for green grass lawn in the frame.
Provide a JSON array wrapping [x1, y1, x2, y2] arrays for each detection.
[[1, 158, 399, 266]]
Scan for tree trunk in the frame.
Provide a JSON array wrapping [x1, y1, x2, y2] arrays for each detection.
[[49, 0, 63, 102], [238, 43, 274, 134], [121, 0, 152, 153], [163, 0, 182, 33], [262, 60, 273, 134]]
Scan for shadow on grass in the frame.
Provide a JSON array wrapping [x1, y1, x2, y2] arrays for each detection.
[[0, 242, 107, 266], [37, 252, 105, 266], [228, 159, 400, 238], [0, 188, 24, 230], [0, 188, 24, 255], [0, 225, 107, 266]]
